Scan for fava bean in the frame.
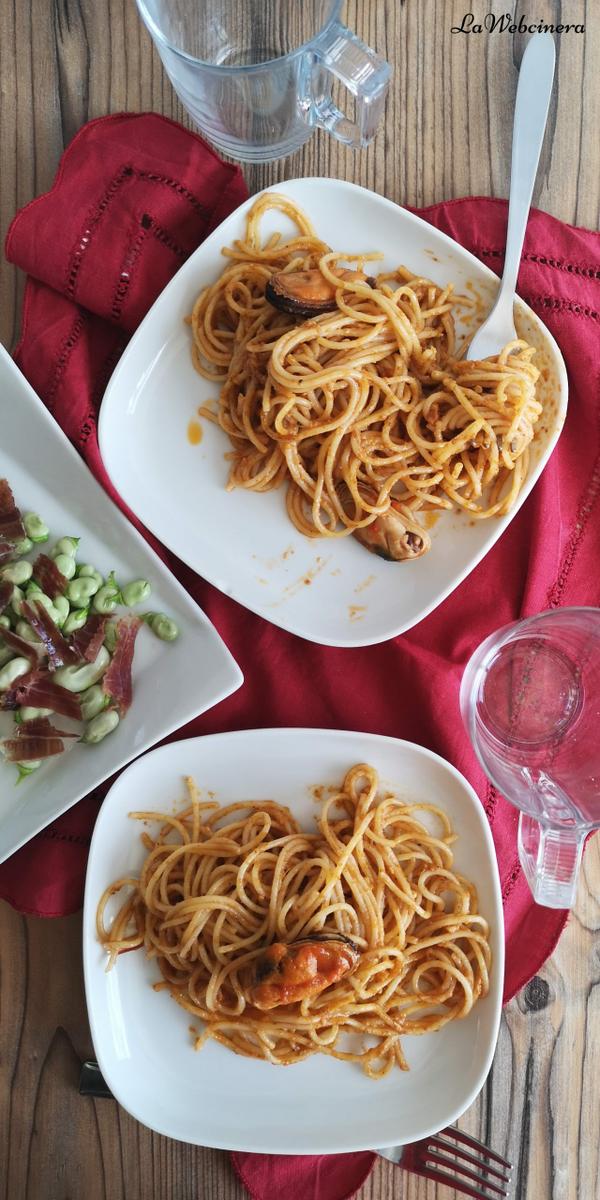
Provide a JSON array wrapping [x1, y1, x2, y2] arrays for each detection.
[[0, 615, 11, 630], [93, 584, 118, 615], [16, 761, 42, 783], [20, 706, 53, 720], [147, 612, 180, 642], [63, 608, 89, 634], [0, 656, 30, 690], [82, 708, 119, 745], [15, 620, 42, 644], [53, 596, 70, 628], [80, 684, 108, 721], [77, 565, 103, 584], [23, 512, 49, 543], [53, 553, 76, 580], [13, 536, 33, 556], [0, 560, 33, 586], [10, 586, 25, 617], [103, 622, 118, 653], [122, 579, 151, 607], [51, 536, 79, 558], [67, 576, 100, 605], [25, 580, 42, 597], [53, 645, 110, 692], [0, 644, 14, 668]]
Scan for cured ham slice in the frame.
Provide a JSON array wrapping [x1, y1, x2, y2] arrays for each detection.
[[22, 600, 79, 670], [1, 715, 78, 762], [0, 479, 25, 542], [1, 668, 82, 720], [0, 579, 14, 614], [32, 553, 68, 600], [70, 614, 107, 663], [102, 616, 141, 715], [0, 626, 40, 665], [0, 542, 15, 566]]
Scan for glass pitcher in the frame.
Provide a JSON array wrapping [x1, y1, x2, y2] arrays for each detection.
[[460, 608, 600, 909], [135, 0, 391, 162]]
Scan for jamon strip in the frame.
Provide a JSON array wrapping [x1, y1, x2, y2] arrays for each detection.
[[22, 600, 79, 669], [102, 616, 141, 715], [0, 479, 25, 542], [32, 553, 68, 600], [1, 668, 82, 720]]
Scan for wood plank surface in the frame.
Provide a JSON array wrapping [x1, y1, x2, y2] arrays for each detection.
[[1, 3, 599, 1199]]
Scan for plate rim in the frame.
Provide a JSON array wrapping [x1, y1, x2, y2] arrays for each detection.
[[98, 177, 569, 649], [83, 726, 505, 1153], [0, 345, 244, 862]]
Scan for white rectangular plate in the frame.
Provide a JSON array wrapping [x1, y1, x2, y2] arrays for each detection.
[[99, 178, 568, 647], [0, 345, 243, 861], [83, 727, 504, 1154]]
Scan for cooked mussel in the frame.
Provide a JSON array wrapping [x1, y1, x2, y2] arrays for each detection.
[[248, 932, 360, 1010], [353, 503, 431, 561], [265, 268, 375, 318]]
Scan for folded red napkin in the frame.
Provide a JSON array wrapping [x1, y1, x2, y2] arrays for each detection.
[[4, 112, 600, 1200]]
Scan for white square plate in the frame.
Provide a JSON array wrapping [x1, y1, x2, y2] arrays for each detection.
[[0, 345, 243, 861], [83, 727, 504, 1153], [99, 178, 568, 648]]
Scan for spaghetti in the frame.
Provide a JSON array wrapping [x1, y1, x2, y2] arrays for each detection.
[[189, 194, 541, 558], [97, 764, 491, 1077]]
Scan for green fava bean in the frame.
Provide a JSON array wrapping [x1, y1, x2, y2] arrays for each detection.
[[80, 684, 109, 721], [0, 560, 33, 586], [13, 537, 33, 556], [0, 615, 11, 630], [53, 596, 70, 628], [16, 761, 42, 783], [149, 612, 180, 642], [53, 645, 110, 692], [77, 565, 103, 583], [0, 644, 14, 668], [15, 621, 42, 644], [0, 656, 31, 690], [20, 706, 53, 720], [23, 512, 49, 543], [121, 579, 151, 607], [10, 586, 25, 617], [67, 576, 100, 605], [52, 536, 79, 558], [53, 553, 77, 580], [82, 709, 120, 745], [93, 585, 118, 615], [25, 580, 42, 597], [103, 622, 118, 653], [63, 608, 89, 634]]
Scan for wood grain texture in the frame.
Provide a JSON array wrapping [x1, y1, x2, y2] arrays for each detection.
[[0, 2, 599, 1198]]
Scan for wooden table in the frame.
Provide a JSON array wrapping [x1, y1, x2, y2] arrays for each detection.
[[1, 3, 598, 1198]]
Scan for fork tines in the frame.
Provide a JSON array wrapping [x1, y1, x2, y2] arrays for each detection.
[[422, 1127, 512, 1199]]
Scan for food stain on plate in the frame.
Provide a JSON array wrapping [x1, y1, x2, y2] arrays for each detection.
[[348, 605, 366, 622], [266, 556, 331, 605], [354, 574, 375, 595], [187, 419, 203, 445], [252, 546, 297, 572]]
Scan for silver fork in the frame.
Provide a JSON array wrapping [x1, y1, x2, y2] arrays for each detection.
[[376, 1126, 512, 1199]]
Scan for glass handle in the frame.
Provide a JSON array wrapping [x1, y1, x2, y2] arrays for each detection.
[[310, 22, 391, 149], [518, 812, 585, 909]]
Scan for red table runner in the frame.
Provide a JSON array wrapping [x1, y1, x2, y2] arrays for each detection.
[[3, 110, 600, 1200]]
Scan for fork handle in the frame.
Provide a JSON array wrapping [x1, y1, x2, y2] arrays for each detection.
[[500, 33, 555, 307]]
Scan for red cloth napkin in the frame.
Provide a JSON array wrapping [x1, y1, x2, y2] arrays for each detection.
[[4, 111, 600, 1200]]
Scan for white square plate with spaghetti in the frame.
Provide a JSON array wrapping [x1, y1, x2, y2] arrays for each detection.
[[0, 345, 242, 862], [98, 178, 568, 648], [82, 727, 504, 1153]]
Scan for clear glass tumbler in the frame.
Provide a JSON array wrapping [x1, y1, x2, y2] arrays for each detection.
[[135, 0, 391, 162], [460, 608, 600, 909]]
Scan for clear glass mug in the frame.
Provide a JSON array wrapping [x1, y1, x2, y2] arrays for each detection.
[[460, 608, 600, 909], [135, 0, 391, 162]]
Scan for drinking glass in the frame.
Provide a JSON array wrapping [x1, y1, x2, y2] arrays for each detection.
[[460, 608, 600, 909], [135, 0, 391, 162]]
